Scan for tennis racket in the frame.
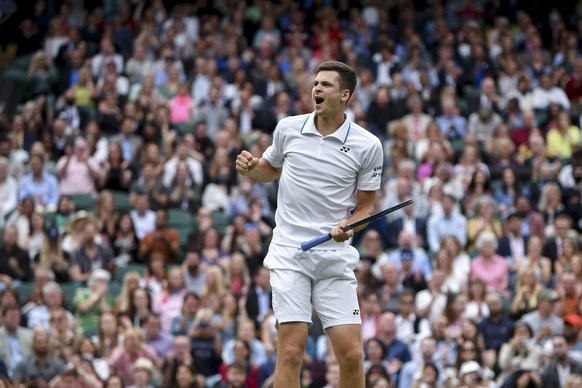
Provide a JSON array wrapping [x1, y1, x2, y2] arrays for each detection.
[[300, 199, 414, 251]]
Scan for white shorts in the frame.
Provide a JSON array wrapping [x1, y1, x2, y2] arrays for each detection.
[[263, 243, 361, 329]]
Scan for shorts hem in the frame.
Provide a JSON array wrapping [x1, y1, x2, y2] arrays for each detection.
[[322, 318, 362, 330], [276, 315, 312, 325]]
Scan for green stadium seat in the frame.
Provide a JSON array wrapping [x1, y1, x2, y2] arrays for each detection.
[[168, 208, 194, 228], [69, 194, 96, 212], [112, 190, 132, 213], [15, 282, 35, 305], [175, 122, 193, 135], [211, 210, 230, 236]]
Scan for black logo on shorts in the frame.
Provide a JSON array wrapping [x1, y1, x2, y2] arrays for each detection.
[[353, 309, 359, 316], [340, 146, 351, 153]]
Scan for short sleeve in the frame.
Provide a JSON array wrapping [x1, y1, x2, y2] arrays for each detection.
[[262, 124, 284, 168], [357, 139, 383, 191]]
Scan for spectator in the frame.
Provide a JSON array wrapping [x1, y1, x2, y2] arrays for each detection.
[[541, 335, 582, 387], [72, 269, 113, 336], [129, 161, 169, 211], [245, 266, 272, 330], [27, 281, 70, 332], [497, 321, 542, 384], [0, 157, 18, 225], [130, 192, 157, 240], [91, 37, 124, 79], [513, 194, 546, 243], [70, 220, 114, 283], [0, 225, 32, 285], [162, 138, 204, 190], [153, 267, 186, 333], [470, 231, 509, 293], [222, 319, 267, 366], [435, 99, 467, 141], [110, 327, 161, 387], [395, 289, 430, 346], [56, 137, 104, 196], [478, 292, 513, 353], [427, 193, 467, 254], [94, 311, 121, 361], [532, 73, 570, 111], [143, 313, 174, 360], [466, 195, 503, 251], [546, 111, 581, 159], [12, 330, 64, 386], [0, 304, 33, 378], [516, 236, 552, 287], [190, 308, 223, 378], [138, 209, 180, 263], [376, 311, 411, 384], [47, 306, 78, 363], [521, 289, 564, 345], [100, 142, 134, 192]]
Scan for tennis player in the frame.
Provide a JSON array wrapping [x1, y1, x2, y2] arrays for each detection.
[[236, 61, 383, 387]]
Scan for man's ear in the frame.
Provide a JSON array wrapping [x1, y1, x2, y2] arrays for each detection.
[[341, 89, 351, 103]]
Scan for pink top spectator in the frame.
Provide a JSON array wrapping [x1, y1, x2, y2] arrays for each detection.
[[170, 94, 192, 124], [470, 254, 509, 293], [153, 289, 186, 333]]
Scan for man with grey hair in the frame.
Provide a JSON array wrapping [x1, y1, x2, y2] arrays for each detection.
[[0, 156, 17, 228], [27, 282, 74, 332]]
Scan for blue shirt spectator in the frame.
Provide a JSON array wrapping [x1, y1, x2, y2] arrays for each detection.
[[18, 155, 59, 210]]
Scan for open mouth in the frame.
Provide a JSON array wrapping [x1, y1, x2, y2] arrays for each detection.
[[314, 96, 325, 106]]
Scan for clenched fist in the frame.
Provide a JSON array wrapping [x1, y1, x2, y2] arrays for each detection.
[[236, 150, 259, 176]]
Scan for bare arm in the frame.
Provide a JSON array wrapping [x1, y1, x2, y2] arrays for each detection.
[[236, 150, 281, 183], [330, 190, 376, 242]]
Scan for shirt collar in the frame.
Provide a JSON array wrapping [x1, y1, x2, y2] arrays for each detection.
[[300, 113, 351, 144]]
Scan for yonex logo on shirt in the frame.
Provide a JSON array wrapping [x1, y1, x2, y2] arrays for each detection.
[[340, 146, 351, 153], [353, 309, 359, 316]]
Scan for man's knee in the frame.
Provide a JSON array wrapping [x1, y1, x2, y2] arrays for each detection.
[[278, 343, 305, 366], [336, 346, 364, 368]]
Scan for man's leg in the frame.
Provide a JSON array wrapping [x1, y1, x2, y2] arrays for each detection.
[[327, 324, 364, 388], [274, 321, 309, 387]]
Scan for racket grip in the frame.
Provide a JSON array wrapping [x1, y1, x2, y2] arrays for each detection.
[[301, 233, 332, 251]]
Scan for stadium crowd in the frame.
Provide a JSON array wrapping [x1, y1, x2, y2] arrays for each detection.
[[3, 0, 582, 387]]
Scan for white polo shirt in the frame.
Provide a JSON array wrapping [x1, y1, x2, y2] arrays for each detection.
[[263, 113, 383, 250]]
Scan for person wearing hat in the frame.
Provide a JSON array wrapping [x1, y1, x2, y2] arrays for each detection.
[[521, 288, 564, 345], [427, 192, 467, 253], [128, 357, 155, 388], [541, 335, 582, 387], [372, 230, 431, 283], [458, 360, 481, 387]]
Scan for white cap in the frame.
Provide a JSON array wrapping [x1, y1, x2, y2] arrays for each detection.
[[459, 361, 481, 377]]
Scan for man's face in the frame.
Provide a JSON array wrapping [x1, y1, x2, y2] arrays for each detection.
[[30, 157, 43, 174], [553, 336, 569, 359], [3, 227, 17, 246], [133, 369, 151, 385], [155, 211, 167, 229], [34, 334, 50, 356], [555, 219, 571, 238], [421, 338, 436, 360], [312, 70, 347, 118], [398, 295, 414, 316], [44, 290, 60, 308], [486, 295, 503, 315], [146, 317, 161, 338], [3, 309, 20, 330]]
